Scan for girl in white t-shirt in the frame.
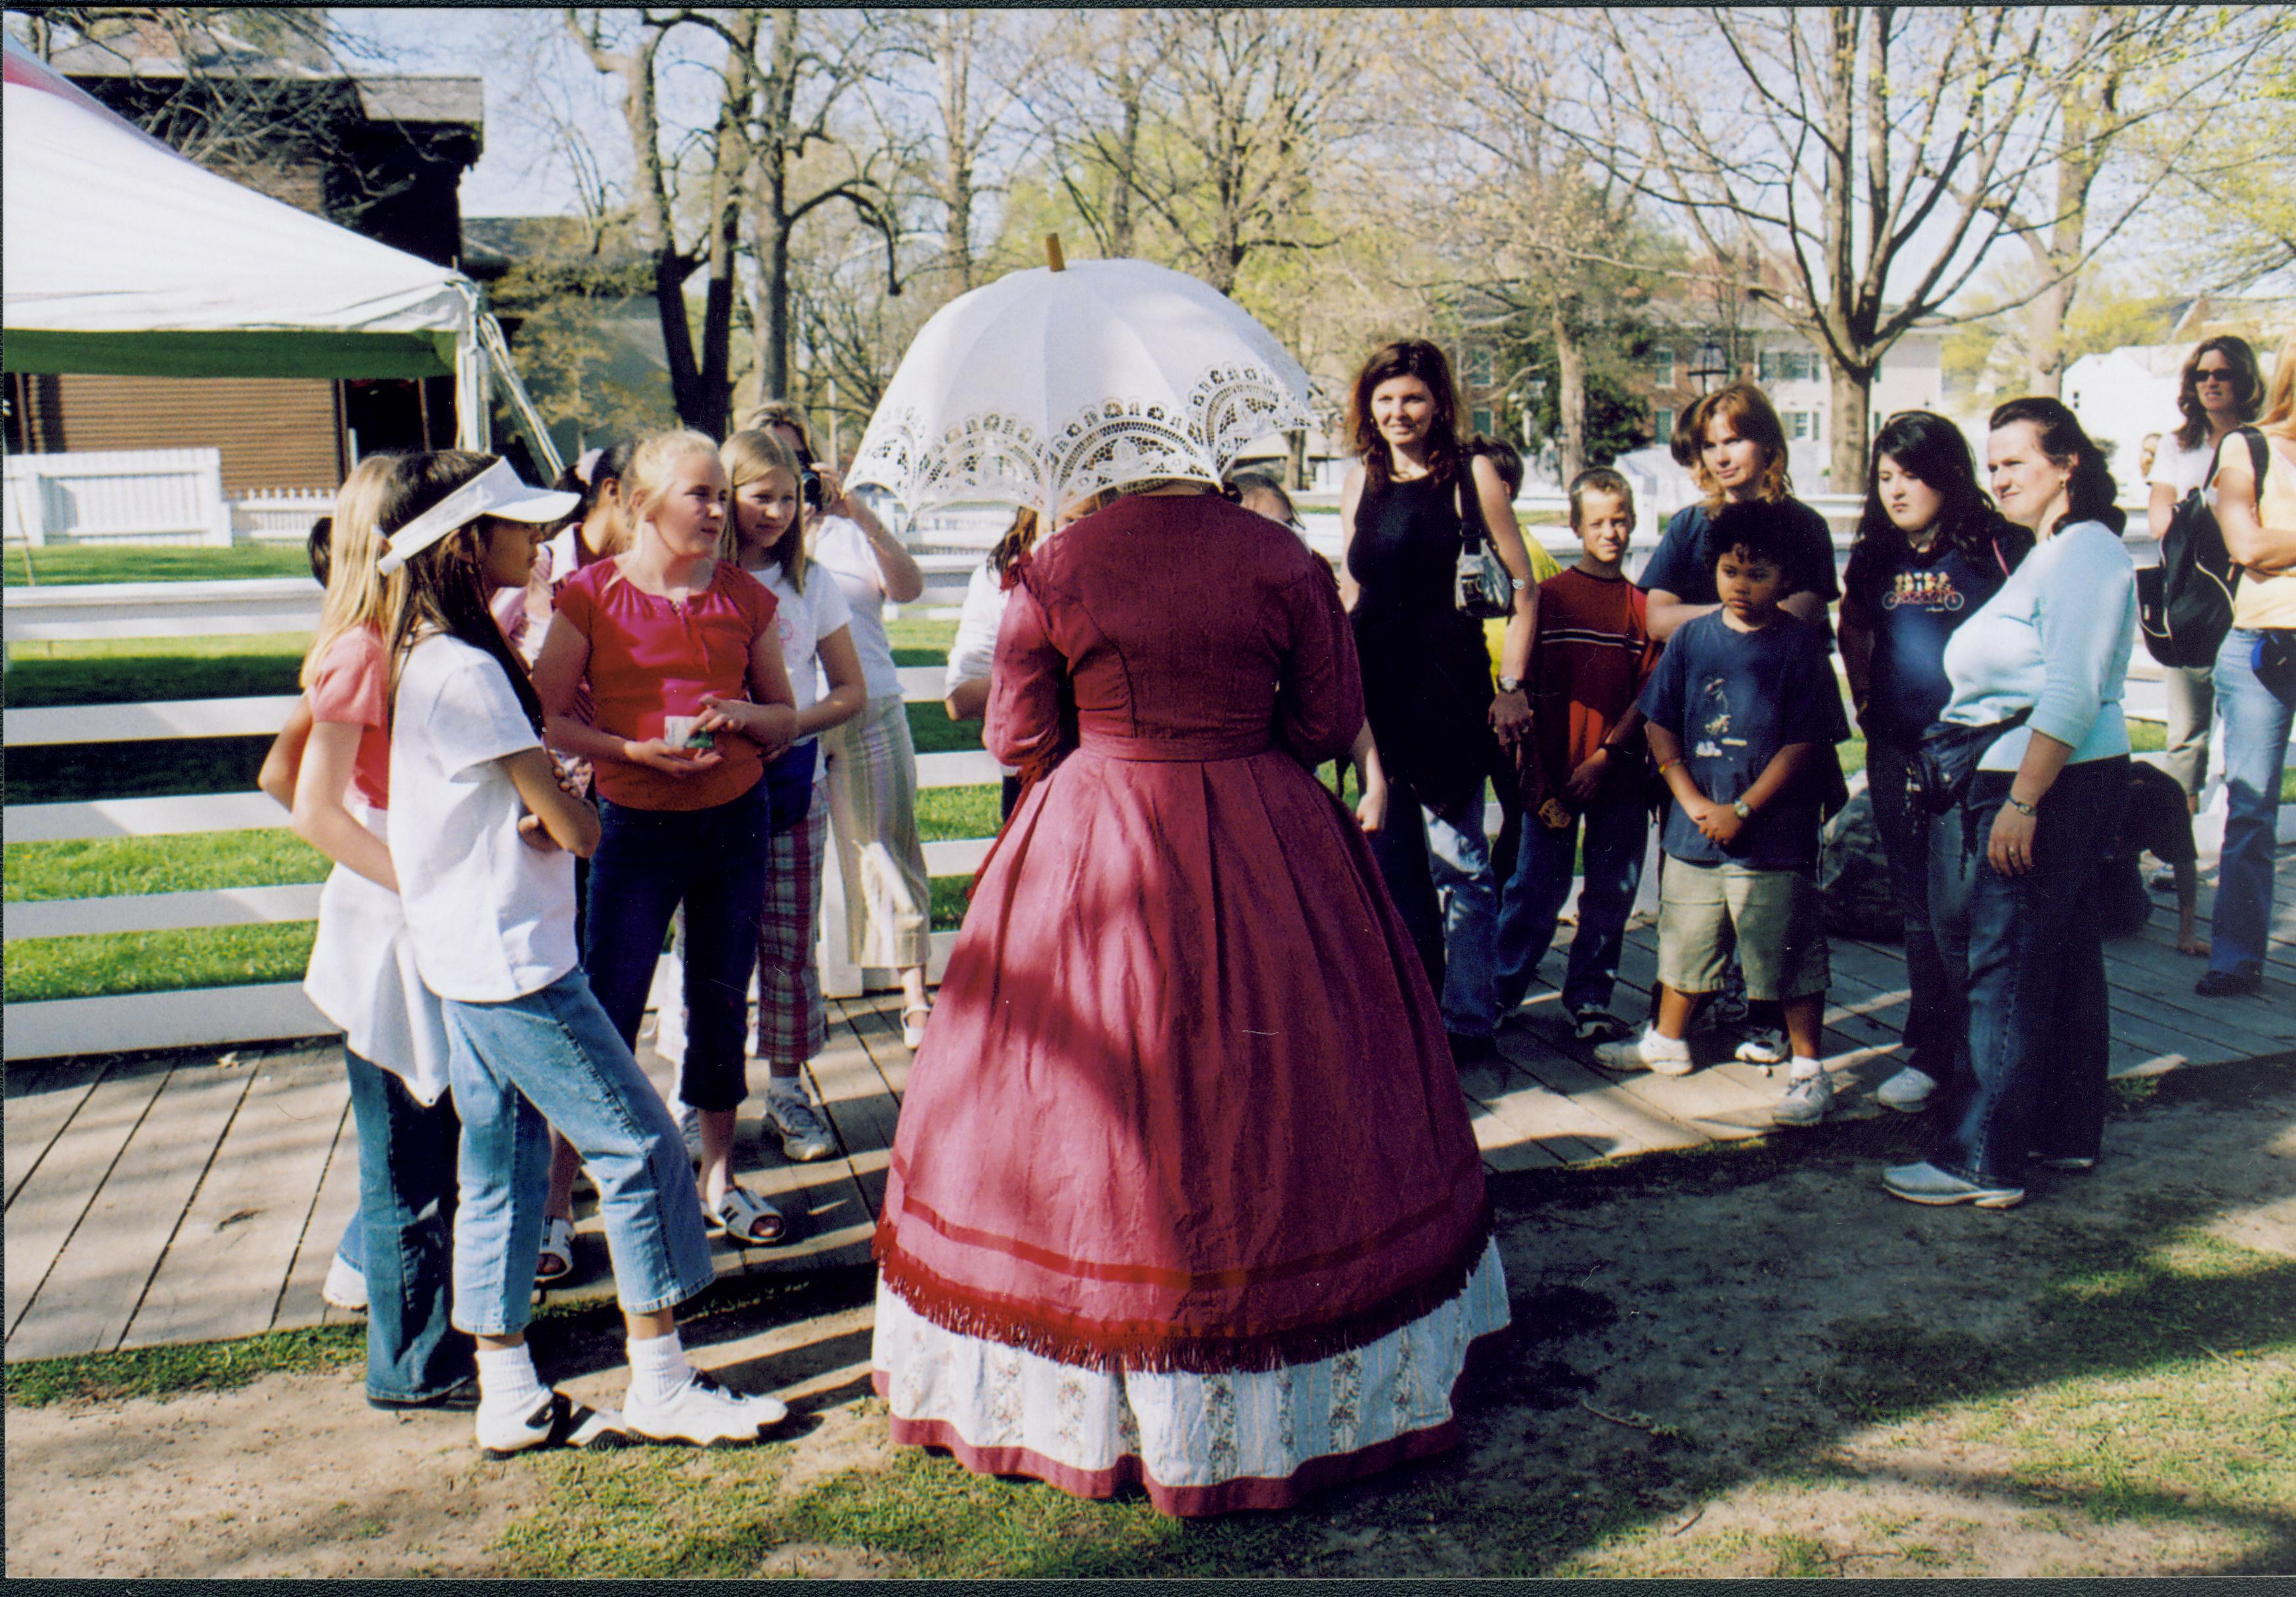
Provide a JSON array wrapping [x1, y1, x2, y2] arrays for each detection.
[[667, 430, 869, 1182], [376, 451, 791, 1456]]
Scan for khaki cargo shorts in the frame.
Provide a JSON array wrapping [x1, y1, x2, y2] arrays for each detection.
[[1656, 858, 1830, 1002]]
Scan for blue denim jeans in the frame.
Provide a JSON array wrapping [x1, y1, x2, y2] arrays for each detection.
[[1494, 797, 1647, 1016], [342, 1050, 470, 1403], [1368, 785, 1498, 1036], [2208, 628, 2295, 979], [442, 968, 716, 1337], [1926, 758, 2127, 1184], [1865, 739, 1958, 1077], [585, 778, 770, 1114]]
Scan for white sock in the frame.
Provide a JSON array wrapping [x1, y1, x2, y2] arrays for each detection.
[[475, 1343, 546, 1415], [1641, 1027, 1690, 1060], [1788, 1057, 1823, 1081], [627, 1328, 694, 1408]]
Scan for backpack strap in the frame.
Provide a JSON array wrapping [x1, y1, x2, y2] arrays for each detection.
[[2205, 425, 2270, 493]]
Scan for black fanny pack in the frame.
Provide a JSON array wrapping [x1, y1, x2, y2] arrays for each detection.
[[1906, 708, 2032, 816]]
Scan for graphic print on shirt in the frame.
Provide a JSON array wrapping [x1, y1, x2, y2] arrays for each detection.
[[1693, 674, 1741, 759], [1883, 568, 1967, 613]]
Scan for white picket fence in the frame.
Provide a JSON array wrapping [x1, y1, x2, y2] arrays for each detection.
[[3, 576, 1002, 1062], [2, 449, 342, 555]]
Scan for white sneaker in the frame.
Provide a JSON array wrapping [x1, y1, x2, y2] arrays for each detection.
[[673, 1100, 703, 1163], [322, 1253, 368, 1313], [475, 1389, 628, 1458], [1774, 1069, 1835, 1127], [766, 1086, 839, 1163], [1735, 1029, 1788, 1066], [1593, 1029, 1694, 1077], [623, 1369, 789, 1445], [1875, 1066, 1937, 1113]]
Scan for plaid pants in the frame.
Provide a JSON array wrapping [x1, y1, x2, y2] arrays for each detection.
[[755, 783, 830, 1064]]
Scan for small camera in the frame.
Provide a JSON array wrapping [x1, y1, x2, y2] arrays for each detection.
[[800, 468, 824, 510]]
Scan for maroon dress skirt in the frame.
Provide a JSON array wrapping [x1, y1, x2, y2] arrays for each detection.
[[871, 493, 1508, 1516]]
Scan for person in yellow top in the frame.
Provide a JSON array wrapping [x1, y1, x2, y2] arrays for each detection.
[[1468, 436, 1564, 677], [2197, 328, 2296, 998]]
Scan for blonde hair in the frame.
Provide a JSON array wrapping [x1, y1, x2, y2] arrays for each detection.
[[301, 455, 412, 688], [2260, 330, 2296, 434], [719, 428, 806, 588], [617, 429, 725, 552]]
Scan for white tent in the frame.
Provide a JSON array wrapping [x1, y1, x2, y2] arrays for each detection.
[[1, 35, 558, 474]]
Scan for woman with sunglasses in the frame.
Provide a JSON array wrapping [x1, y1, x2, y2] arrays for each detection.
[[2147, 337, 2264, 809]]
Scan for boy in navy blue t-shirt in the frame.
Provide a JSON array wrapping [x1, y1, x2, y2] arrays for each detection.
[[1598, 501, 1850, 1125]]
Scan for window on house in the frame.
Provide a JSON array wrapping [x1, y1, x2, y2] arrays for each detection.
[[1470, 405, 1495, 438], [1758, 349, 1821, 385], [1648, 348, 1675, 386], [1784, 409, 1821, 441], [1465, 346, 1495, 388], [1654, 408, 1675, 444]]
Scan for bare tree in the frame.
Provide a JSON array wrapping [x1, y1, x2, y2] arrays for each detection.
[[1534, 7, 2121, 486]]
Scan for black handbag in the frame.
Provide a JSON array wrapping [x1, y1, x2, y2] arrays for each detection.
[[1454, 468, 1516, 620], [1906, 708, 2032, 816]]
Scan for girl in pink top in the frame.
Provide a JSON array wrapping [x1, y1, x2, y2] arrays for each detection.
[[533, 430, 799, 1248]]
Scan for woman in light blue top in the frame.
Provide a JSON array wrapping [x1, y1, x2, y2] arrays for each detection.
[[1885, 397, 2137, 1211]]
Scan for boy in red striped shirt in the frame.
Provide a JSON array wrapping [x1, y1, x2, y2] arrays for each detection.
[[1494, 468, 1662, 1041]]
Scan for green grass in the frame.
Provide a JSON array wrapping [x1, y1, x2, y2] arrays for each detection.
[[905, 700, 982, 755], [2, 545, 319, 587], [916, 783, 1000, 843], [883, 616, 957, 662], [6, 734, 280, 805], [5, 923, 319, 1002], [2, 1324, 365, 1407], [5, 831, 330, 901], [3, 633, 312, 708]]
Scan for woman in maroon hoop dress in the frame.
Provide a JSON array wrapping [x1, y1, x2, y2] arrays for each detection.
[[871, 480, 1509, 1517]]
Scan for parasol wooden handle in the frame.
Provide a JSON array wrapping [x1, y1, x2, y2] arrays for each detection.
[[1045, 234, 1066, 272]]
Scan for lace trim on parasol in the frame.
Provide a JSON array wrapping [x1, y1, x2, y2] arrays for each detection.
[[852, 360, 1314, 514]]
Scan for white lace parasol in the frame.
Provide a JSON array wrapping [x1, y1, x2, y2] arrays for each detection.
[[847, 257, 1315, 522]]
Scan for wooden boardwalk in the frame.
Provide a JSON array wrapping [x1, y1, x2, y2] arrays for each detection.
[[7, 851, 2293, 1362]]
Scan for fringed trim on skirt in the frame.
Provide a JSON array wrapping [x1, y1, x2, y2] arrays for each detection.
[[873, 1202, 1494, 1375]]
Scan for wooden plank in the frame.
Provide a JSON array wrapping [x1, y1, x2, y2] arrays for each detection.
[[1453, 1059, 1603, 1167], [841, 995, 915, 1104], [1494, 1038, 1709, 1158], [125, 1046, 347, 1349], [7, 1058, 252, 1360], [1, 791, 285, 843], [3, 1059, 171, 1339], [3, 1058, 107, 1208], [4, 984, 333, 1063], [273, 1088, 361, 1333], [5, 883, 322, 940], [4, 694, 301, 748]]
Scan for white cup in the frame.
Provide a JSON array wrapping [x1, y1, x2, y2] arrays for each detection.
[[662, 715, 701, 748]]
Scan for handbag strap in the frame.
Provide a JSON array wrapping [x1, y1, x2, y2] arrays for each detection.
[[1455, 457, 1488, 554]]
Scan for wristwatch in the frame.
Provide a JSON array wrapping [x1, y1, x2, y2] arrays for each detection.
[[1732, 799, 1754, 820], [1497, 675, 1522, 694]]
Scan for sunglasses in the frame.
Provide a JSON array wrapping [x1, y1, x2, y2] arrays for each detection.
[[2196, 366, 2236, 381]]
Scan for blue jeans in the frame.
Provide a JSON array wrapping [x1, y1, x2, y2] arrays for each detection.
[[1865, 740, 1958, 1077], [1369, 786, 1498, 1036], [443, 968, 716, 1336], [341, 1051, 469, 1402], [585, 779, 770, 1114], [1494, 797, 1647, 1016], [2208, 627, 2295, 979], [1926, 759, 2127, 1184]]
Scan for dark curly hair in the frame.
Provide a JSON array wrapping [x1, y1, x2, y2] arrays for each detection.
[[1856, 411, 2014, 566]]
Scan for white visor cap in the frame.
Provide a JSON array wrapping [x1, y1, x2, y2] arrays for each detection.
[[377, 459, 581, 574]]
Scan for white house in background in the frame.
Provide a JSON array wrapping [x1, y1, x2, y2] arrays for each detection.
[[2064, 344, 2189, 478]]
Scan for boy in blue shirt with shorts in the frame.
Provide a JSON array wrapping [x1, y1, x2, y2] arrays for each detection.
[[1597, 501, 1851, 1125]]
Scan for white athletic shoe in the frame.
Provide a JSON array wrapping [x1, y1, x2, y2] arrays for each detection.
[[322, 1253, 368, 1313], [1874, 1066, 1938, 1113], [1593, 1028, 1695, 1077], [1734, 1029, 1788, 1066], [1773, 1069, 1835, 1127], [766, 1087, 839, 1163], [475, 1389, 628, 1458], [623, 1370, 789, 1446]]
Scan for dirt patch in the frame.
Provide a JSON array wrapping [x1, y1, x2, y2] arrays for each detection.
[[9, 1062, 2293, 1578]]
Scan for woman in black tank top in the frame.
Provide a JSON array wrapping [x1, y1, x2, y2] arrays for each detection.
[[1339, 340, 1540, 1061]]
